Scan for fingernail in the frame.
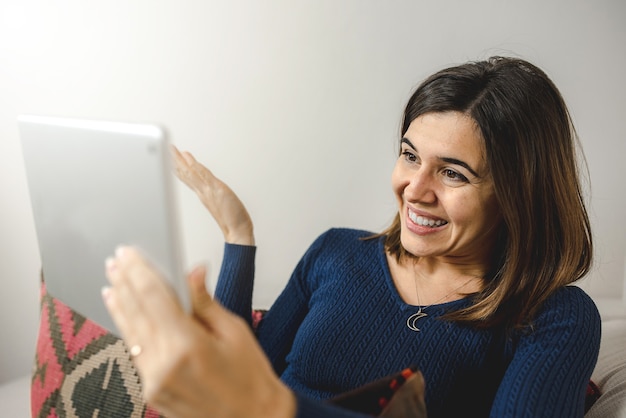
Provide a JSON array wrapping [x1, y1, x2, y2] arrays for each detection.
[[105, 257, 116, 271], [101, 286, 112, 301], [115, 246, 126, 258]]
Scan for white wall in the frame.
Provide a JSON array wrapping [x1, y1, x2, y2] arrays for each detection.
[[1, 0, 624, 384]]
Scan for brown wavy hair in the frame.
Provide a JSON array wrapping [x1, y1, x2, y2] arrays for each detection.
[[381, 57, 592, 329]]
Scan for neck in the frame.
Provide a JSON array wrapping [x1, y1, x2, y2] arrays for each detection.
[[405, 255, 487, 283], [386, 252, 485, 307], [409, 257, 486, 305]]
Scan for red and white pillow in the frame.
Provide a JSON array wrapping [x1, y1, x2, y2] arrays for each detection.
[[31, 280, 162, 418]]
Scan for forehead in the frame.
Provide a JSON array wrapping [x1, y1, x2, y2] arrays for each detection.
[[404, 112, 486, 167]]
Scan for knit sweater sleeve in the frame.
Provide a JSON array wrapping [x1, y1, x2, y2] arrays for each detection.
[[254, 230, 334, 374], [213, 243, 257, 326], [489, 286, 601, 418]]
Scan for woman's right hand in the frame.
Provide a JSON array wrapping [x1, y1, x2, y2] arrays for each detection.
[[172, 146, 254, 245], [103, 247, 295, 418]]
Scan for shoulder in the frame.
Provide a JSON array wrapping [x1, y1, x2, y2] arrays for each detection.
[[299, 228, 381, 269], [318, 227, 375, 241], [495, 286, 602, 417], [519, 285, 601, 350], [292, 228, 382, 292], [308, 228, 377, 250], [536, 285, 600, 324]]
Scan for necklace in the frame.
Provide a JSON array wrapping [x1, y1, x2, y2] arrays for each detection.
[[406, 274, 474, 332]]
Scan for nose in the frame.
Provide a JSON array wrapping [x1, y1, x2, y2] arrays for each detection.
[[405, 169, 437, 204]]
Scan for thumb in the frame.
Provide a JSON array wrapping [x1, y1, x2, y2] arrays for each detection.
[[187, 265, 220, 330]]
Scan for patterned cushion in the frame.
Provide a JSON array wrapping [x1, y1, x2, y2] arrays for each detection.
[[31, 279, 162, 418]]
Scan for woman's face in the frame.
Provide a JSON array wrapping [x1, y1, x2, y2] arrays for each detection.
[[392, 111, 501, 266]]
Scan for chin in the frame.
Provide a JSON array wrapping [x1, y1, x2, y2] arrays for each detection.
[[399, 234, 423, 258], [400, 229, 446, 259]]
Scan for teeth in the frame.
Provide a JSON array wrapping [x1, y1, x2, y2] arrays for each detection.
[[409, 212, 448, 228]]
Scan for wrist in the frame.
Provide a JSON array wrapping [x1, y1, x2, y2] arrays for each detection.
[[224, 225, 255, 246]]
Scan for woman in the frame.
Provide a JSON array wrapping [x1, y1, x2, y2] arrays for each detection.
[[103, 56, 601, 418]]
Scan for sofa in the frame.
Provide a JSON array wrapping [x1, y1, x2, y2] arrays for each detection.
[[586, 315, 626, 417], [1, 282, 625, 417]]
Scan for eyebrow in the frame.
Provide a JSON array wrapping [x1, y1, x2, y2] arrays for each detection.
[[401, 137, 481, 178]]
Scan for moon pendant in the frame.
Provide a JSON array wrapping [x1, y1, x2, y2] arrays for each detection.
[[407, 310, 428, 332]]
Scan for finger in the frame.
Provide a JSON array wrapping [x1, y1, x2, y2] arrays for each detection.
[[186, 155, 218, 190], [180, 150, 196, 165], [172, 148, 212, 192], [171, 148, 227, 202], [115, 247, 184, 322], [187, 265, 216, 329], [104, 247, 183, 352], [170, 144, 183, 166], [170, 145, 197, 170], [171, 146, 202, 189], [103, 254, 154, 353], [170, 144, 190, 163], [188, 265, 209, 308], [186, 268, 237, 337], [171, 146, 191, 181]]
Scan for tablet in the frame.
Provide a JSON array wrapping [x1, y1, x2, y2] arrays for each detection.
[[19, 115, 188, 335]]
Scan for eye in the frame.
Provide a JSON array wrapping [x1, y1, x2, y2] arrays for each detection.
[[401, 150, 418, 163], [442, 169, 469, 183]]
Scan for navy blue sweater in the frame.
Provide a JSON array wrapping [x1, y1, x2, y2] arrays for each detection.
[[215, 228, 601, 418]]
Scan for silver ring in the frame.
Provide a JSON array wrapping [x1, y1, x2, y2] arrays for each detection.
[[129, 344, 143, 357]]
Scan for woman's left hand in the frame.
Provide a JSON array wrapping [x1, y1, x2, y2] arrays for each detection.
[[102, 246, 295, 418], [172, 146, 254, 245]]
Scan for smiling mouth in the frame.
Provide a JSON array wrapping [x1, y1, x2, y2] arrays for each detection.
[[408, 211, 448, 228]]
